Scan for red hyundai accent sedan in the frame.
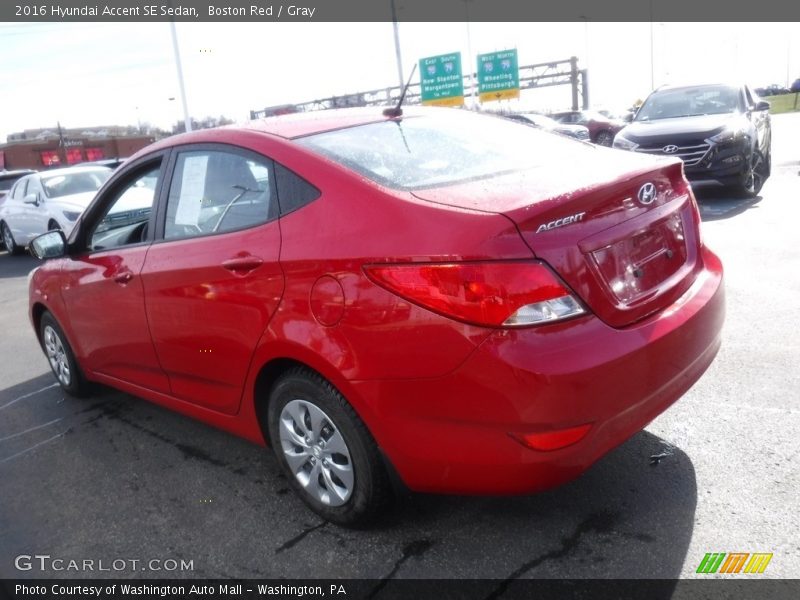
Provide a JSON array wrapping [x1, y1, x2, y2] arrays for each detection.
[[27, 107, 724, 526]]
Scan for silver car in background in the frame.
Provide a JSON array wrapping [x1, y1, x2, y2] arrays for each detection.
[[1, 166, 111, 254]]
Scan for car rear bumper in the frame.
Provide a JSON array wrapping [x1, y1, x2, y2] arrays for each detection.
[[350, 247, 724, 495]]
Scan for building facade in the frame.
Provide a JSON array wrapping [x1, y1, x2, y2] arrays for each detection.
[[0, 131, 154, 170]]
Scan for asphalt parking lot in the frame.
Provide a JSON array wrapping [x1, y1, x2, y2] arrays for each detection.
[[1, 113, 798, 582]]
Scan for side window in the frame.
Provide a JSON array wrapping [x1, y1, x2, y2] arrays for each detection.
[[13, 178, 29, 200], [275, 163, 320, 215], [90, 164, 160, 251], [26, 178, 41, 197], [164, 150, 273, 240]]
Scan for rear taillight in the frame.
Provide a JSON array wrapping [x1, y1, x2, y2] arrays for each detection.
[[689, 191, 704, 248], [670, 164, 703, 247], [363, 261, 586, 328]]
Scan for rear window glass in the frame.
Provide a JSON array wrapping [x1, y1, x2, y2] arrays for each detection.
[[295, 111, 583, 190]]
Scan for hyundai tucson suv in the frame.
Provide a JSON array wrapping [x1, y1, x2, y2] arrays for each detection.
[[613, 84, 771, 196]]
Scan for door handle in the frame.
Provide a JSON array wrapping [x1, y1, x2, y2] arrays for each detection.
[[222, 256, 263, 275], [114, 271, 133, 284]]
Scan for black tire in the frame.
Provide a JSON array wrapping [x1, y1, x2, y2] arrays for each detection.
[[737, 150, 767, 198], [267, 367, 391, 527], [595, 130, 614, 146], [39, 311, 91, 397], [764, 147, 772, 178], [1, 221, 23, 255], [48, 220, 61, 231]]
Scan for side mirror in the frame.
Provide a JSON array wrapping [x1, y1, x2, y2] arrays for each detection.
[[29, 230, 67, 260], [754, 100, 770, 112], [23, 193, 41, 206]]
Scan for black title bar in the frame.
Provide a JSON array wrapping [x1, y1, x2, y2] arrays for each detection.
[[2, 0, 800, 22], [2, 579, 800, 600]]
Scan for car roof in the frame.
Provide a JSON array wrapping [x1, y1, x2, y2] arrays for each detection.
[[151, 106, 450, 155], [653, 82, 744, 93], [517, 112, 555, 121], [241, 106, 440, 139], [0, 169, 36, 179], [127, 106, 461, 161], [35, 165, 112, 178]]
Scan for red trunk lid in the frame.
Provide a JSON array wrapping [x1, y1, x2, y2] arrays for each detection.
[[412, 149, 703, 328]]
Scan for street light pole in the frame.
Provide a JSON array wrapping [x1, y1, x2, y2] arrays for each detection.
[[463, 0, 476, 107], [169, 20, 192, 133], [649, 0, 654, 91], [390, 0, 404, 91], [578, 16, 590, 73]]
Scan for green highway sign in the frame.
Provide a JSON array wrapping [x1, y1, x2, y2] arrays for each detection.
[[419, 52, 464, 107], [477, 49, 520, 102]]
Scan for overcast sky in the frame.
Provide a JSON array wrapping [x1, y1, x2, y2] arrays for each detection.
[[0, 21, 796, 141]]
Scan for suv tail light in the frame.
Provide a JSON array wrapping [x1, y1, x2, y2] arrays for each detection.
[[363, 261, 586, 328]]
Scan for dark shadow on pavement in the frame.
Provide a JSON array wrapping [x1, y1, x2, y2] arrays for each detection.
[[0, 251, 39, 279], [389, 429, 694, 583], [0, 373, 696, 585], [692, 185, 763, 222]]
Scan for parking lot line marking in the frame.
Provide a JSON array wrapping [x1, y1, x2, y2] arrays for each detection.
[[0, 430, 66, 465], [0, 383, 58, 411], [0, 418, 63, 443]]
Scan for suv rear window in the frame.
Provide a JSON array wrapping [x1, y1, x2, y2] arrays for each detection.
[[296, 111, 581, 191]]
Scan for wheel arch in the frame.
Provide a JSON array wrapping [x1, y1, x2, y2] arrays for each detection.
[[249, 354, 409, 496], [31, 301, 48, 343], [246, 348, 383, 455], [595, 128, 613, 144], [252, 357, 309, 444]]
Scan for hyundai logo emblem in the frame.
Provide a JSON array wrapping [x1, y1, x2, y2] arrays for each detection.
[[663, 145, 679, 154], [637, 182, 657, 205]]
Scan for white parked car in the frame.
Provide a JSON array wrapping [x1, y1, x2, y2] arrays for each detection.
[[0, 166, 112, 254]]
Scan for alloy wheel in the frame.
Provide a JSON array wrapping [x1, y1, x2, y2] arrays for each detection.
[[43, 325, 71, 386], [278, 399, 354, 506], [595, 130, 613, 146], [2, 223, 14, 251], [742, 152, 766, 197]]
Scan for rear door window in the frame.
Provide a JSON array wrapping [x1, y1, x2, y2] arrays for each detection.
[[163, 149, 275, 240], [13, 178, 29, 200]]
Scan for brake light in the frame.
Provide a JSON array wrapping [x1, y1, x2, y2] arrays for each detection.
[[363, 261, 586, 328]]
